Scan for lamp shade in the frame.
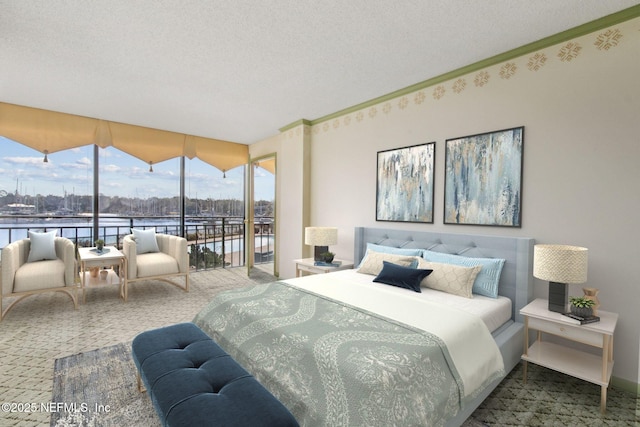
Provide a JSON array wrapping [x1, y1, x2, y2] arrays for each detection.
[[533, 244, 588, 283], [304, 227, 338, 246]]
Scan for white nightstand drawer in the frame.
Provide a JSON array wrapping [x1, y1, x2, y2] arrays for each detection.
[[528, 317, 603, 348]]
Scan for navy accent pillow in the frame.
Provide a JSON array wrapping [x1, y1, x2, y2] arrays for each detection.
[[373, 261, 432, 293]]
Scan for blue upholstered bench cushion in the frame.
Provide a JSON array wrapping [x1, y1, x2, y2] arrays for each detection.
[[132, 322, 299, 427]]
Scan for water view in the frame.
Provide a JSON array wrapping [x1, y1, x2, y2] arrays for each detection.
[[0, 137, 276, 269]]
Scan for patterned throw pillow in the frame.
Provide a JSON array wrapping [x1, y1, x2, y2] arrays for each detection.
[[357, 250, 419, 276], [417, 258, 481, 298]]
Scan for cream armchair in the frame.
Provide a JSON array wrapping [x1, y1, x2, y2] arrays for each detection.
[[1, 236, 78, 321], [122, 232, 189, 302]]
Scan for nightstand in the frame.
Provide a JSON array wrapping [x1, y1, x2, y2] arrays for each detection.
[[294, 258, 354, 277], [520, 298, 618, 413]]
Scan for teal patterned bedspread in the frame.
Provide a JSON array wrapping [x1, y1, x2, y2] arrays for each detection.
[[193, 281, 466, 426]]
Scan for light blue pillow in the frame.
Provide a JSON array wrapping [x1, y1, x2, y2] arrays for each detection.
[[132, 228, 160, 254], [422, 250, 505, 298], [359, 243, 423, 267], [27, 230, 58, 262]]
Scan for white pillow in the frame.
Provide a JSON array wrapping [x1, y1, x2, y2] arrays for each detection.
[[132, 228, 160, 254], [417, 258, 481, 299], [357, 250, 418, 276], [27, 230, 58, 262]]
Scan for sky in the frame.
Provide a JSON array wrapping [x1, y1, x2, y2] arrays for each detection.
[[0, 136, 274, 201]]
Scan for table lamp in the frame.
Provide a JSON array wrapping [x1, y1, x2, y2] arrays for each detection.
[[533, 244, 588, 313], [304, 227, 338, 261]]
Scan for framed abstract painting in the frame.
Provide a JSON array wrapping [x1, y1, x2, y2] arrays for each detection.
[[444, 126, 524, 227], [376, 142, 435, 223]]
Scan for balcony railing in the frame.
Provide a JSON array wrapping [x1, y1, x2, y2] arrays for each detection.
[[0, 215, 274, 271]]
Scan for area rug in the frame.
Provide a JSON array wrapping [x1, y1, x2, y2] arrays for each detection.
[[51, 343, 159, 427], [51, 342, 487, 426]]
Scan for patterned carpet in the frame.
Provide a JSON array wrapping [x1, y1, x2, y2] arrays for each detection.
[[1, 267, 637, 426], [0, 267, 275, 426], [47, 342, 639, 427], [472, 362, 638, 426]]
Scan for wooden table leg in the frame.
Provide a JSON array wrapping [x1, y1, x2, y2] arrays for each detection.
[[523, 316, 529, 384], [600, 334, 611, 413], [81, 261, 86, 304]]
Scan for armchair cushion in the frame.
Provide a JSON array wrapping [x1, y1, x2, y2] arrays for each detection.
[[136, 252, 180, 278], [27, 230, 58, 262], [14, 259, 67, 292], [123, 233, 188, 280], [132, 228, 160, 254]]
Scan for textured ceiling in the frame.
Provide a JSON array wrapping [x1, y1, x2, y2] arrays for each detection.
[[1, 1, 638, 144]]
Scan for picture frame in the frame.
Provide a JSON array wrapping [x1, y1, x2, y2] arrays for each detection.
[[376, 142, 435, 223], [444, 126, 524, 227]]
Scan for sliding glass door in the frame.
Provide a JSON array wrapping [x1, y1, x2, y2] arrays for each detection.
[[246, 154, 276, 276]]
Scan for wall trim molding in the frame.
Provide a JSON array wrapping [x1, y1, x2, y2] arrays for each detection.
[[304, 4, 640, 127], [279, 119, 312, 133], [611, 375, 640, 397]]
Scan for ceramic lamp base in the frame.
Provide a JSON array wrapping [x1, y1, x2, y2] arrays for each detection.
[[313, 245, 328, 262], [548, 281, 568, 313]]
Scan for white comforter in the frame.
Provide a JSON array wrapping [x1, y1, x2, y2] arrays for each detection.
[[283, 269, 505, 399]]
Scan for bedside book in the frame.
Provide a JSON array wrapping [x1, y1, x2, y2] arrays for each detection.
[[314, 260, 342, 267], [561, 313, 600, 325]]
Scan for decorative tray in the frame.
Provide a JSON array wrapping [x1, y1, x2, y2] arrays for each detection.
[[90, 247, 111, 255]]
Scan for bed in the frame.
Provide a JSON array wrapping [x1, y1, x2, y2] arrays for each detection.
[[194, 227, 534, 426]]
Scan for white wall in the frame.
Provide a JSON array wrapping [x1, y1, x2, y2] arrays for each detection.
[[250, 126, 311, 278], [255, 18, 640, 387]]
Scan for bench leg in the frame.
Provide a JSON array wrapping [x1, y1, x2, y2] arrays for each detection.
[[137, 373, 147, 393]]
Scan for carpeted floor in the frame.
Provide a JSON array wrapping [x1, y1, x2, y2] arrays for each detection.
[[1, 267, 638, 426], [0, 267, 275, 426], [473, 362, 638, 426], [48, 341, 638, 427]]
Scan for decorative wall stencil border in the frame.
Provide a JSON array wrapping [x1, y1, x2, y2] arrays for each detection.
[[527, 53, 547, 71], [433, 85, 446, 100], [558, 41, 582, 62], [474, 71, 490, 87], [309, 21, 633, 135], [452, 79, 466, 94], [595, 28, 624, 50], [296, 8, 640, 136], [499, 62, 518, 80]]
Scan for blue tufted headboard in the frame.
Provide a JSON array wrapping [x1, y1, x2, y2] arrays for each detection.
[[353, 227, 535, 322]]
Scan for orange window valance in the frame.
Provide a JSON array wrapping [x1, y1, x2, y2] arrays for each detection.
[[0, 102, 248, 172]]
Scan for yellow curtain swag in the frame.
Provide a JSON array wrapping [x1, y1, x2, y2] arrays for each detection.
[[0, 102, 248, 171]]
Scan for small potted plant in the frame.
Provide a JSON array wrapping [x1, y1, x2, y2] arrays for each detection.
[[320, 251, 335, 263], [95, 239, 104, 252], [569, 296, 596, 317]]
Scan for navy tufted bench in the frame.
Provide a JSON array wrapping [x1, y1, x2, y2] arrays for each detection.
[[131, 322, 299, 427]]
